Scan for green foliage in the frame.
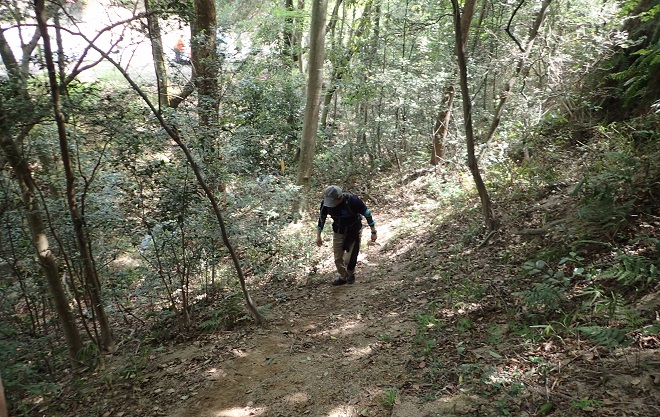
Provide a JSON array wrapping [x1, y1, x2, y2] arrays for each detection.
[[199, 290, 247, 332], [595, 0, 660, 117], [0, 332, 62, 408], [577, 326, 633, 348], [227, 69, 305, 174], [571, 397, 603, 411], [382, 388, 398, 409], [518, 260, 571, 316], [455, 317, 473, 333], [414, 303, 446, 357], [569, 122, 660, 241], [599, 251, 659, 289]]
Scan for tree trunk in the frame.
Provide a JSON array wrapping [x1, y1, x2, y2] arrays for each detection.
[[0, 3, 83, 364], [320, 70, 339, 129], [451, 0, 497, 231], [431, 85, 454, 165], [0, 132, 84, 365], [144, 0, 170, 109], [460, 0, 478, 49], [0, 374, 6, 417], [84, 36, 266, 326], [295, 0, 328, 202], [283, 0, 300, 63], [480, 0, 552, 158], [192, 0, 219, 130], [35, 0, 115, 353], [321, 0, 372, 130], [296, 0, 305, 73]]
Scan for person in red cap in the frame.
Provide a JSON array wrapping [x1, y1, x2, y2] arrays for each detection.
[[316, 185, 377, 285]]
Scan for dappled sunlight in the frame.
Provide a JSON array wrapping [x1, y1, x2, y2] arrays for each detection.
[[206, 367, 228, 381], [283, 391, 310, 405], [482, 364, 524, 386], [317, 319, 364, 338], [230, 348, 249, 358], [213, 406, 265, 417], [345, 344, 376, 360], [327, 405, 357, 417]]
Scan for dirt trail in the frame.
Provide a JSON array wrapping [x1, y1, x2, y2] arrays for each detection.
[[169, 210, 419, 417]]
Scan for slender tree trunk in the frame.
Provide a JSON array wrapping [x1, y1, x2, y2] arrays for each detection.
[[451, 0, 497, 231], [35, 0, 115, 353], [191, 0, 225, 232], [54, 13, 66, 85], [0, 374, 7, 417], [431, 85, 454, 165], [0, 132, 84, 364], [83, 37, 265, 326], [321, 0, 372, 129], [480, 0, 552, 158], [145, 0, 170, 109], [0, 3, 83, 363], [320, 69, 340, 129], [192, 0, 219, 130], [296, 0, 305, 73], [295, 0, 328, 204], [283, 0, 299, 63], [460, 0, 478, 48]]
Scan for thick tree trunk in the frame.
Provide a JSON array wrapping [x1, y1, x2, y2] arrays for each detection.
[[451, 0, 497, 231], [35, 0, 115, 353], [431, 85, 454, 165], [295, 0, 328, 200], [144, 0, 170, 109]]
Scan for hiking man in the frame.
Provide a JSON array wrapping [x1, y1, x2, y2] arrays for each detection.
[[316, 185, 377, 285], [174, 36, 186, 64]]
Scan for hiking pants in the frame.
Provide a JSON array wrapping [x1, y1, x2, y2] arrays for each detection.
[[332, 229, 362, 278]]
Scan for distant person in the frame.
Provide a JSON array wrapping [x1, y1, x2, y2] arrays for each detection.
[[174, 36, 185, 64], [316, 185, 377, 285]]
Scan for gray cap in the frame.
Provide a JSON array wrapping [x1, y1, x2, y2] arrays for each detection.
[[323, 185, 343, 207]]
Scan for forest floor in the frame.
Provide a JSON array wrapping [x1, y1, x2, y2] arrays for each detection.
[[33, 172, 659, 417]]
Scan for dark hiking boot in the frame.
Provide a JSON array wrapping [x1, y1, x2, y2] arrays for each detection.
[[347, 275, 355, 284], [332, 277, 347, 286]]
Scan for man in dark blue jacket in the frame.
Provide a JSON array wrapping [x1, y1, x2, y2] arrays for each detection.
[[316, 185, 377, 285]]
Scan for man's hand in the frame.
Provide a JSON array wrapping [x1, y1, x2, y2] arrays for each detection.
[[370, 228, 377, 242], [316, 233, 323, 246]]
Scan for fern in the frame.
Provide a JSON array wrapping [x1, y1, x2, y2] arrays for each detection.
[[519, 260, 571, 315], [577, 326, 632, 349], [600, 253, 659, 289]]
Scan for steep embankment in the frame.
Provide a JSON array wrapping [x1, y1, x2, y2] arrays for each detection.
[[59, 170, 657, 417]]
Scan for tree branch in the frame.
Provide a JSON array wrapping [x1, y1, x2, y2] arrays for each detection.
[[506, 0, 526, 53]]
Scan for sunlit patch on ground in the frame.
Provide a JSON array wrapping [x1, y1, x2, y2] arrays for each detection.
[[206, 367, 229, 381], [327, 405, 357, 417], [214, 406, 265, 417], [283, 391, 310, 405]]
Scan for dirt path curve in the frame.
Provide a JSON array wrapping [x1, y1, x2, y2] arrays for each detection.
[[170, 208, 420, 417]]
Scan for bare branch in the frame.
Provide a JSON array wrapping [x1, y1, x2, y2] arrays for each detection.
[[506, 0, 526, 53]]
